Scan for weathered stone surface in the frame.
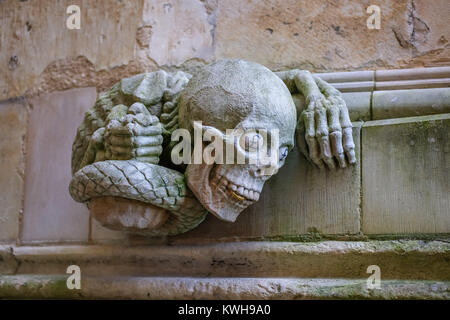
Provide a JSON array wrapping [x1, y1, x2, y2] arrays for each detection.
[[138, 0, 215, 66], [0, 100, 27, 243], [90, 219, 128, 244], [90, 197, 170, 231], [22, 88, 97, 243], [0, 246, 17, 275], [0, 0, 144, 100], [12, 241, 450, 280], [215, 0, 450, 71], [177, 122, 361, 240], [362, 114, 450, 234], [1, 275, 448, 299], [373, 88, 450, 119]]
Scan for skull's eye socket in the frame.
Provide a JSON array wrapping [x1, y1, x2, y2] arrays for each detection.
[[239, 131, 265, 153], [279, 147, 289, 161]]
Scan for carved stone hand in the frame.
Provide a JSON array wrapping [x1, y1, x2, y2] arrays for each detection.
[[104, 102, 163, 164], [276, 69, 356, 169]]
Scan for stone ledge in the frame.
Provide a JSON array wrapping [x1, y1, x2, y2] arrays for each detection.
[[0, 246, 18, 275], [0, 275, 448, 299], [315, 66, 450, 92], [372, 89, 450, 120], [5, 241, 449, 280], [293, 87, 450, 122]]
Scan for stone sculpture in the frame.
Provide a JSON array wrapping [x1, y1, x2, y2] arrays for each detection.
[[69, 59, 355, 236]]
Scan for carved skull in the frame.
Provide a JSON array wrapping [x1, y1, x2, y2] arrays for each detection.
[[178, 60, 297, 222]]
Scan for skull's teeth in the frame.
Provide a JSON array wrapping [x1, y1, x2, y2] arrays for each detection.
[[212, 173, 261, 202], [225, 181, 260, 202]]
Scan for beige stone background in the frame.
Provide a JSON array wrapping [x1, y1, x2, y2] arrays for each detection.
[[1, 0, 449, 100], [0, 0, 449, 244]]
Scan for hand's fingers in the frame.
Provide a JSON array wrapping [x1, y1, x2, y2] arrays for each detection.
[[330, 132, 346, 168], [108, 124, 162, 136], [132, 124, 162, 136], [105, 153, 130, 160], [339, 104, 356, 164], [303, 110, 323, 168], [161, 102, 179, 121], [315, 105, 335, 170], [91, 127, 105, 146], [128, 102, 150, 116], [107, 145, 132, 157], [105, 134, 131, 147], [327, 104, 346, 168], [133, 135, 163, 147], [106, 145, 162, 160], [135, 156, 160, 164], [295, 116, 312, 163], [133, 145, 163, 157], [307, 136, 324, 169], [107, 135, 163, 148], [125, 113, 158, 127], [318, 135, 336, 170], [343, 127, 356, 164]]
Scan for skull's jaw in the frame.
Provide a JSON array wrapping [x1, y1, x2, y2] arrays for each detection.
[[186, 164, 257, 222]]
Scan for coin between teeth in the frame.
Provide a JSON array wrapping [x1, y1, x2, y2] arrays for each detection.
[[231, 191, 246, 201]]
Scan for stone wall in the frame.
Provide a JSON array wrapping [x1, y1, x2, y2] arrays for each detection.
[[0, 0, 449, 245], [1, 0, 449, 101]]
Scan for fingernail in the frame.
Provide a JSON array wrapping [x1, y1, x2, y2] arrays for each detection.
[[325, 159, 336, 170], [338, 155, 347, 168], [348, 150, 357, 164]]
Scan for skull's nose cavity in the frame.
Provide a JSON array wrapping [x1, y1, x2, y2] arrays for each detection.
[[254, 164, 273, 178]]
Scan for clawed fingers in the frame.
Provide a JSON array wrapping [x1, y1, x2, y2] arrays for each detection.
[[330, 131, 346, 168], [318, 135, 336, 170], [327, 104, 345, 168], [302, 95, 356, 170], [104, 104, 163, 164], [302, 110, 324, 169], [339, 100, 356, 165], [342, 127, 356, 164]]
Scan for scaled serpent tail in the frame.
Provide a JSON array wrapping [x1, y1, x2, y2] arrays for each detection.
[[69, 160, 207, 236]]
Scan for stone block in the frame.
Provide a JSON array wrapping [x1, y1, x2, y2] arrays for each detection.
[[22, 88, 97, 243], [0, 100, 27, 243], [140, 0, 215, 66], [176, 122, 362, 241], [215, 0, 450, 71], [373, 88, 450, 120], [0, 0, 143, 100], [362, 114, 450, 234]]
